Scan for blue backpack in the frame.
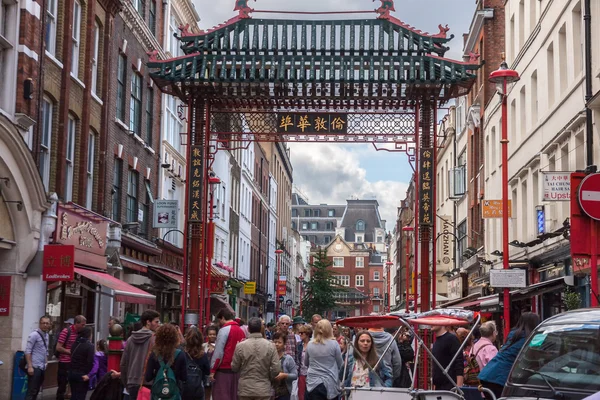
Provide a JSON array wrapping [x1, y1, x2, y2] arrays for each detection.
[[151, 349, 181, 399]]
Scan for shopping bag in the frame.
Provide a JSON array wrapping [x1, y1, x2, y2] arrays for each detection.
[[137, 386, 151, 400], [291, 378, 299, 400]]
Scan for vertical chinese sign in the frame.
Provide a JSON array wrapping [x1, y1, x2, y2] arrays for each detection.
[[43, 245, 75, 281], [188, 145, 203, 223], [277, 276, 287, 296], [419, 148, 434, 226]]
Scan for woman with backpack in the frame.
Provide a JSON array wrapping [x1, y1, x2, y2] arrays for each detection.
[[144, 324, 188, 399], [182, 327, 210, 400], [68, 327, 95, 400], [479, 313, 540, 399]]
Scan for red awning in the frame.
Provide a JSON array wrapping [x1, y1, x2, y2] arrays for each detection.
[[120, 256, 148, 272], [151, 267, 183, 283], [74, 267, 156, 305]]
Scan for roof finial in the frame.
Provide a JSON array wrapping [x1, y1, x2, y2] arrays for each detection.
[[374, 0, 395, 20], [234, 0, 255, 19]]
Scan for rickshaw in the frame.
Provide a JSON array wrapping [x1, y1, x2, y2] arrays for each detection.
[[336, 309, 495, 400]]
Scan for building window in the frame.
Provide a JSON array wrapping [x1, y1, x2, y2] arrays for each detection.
[[91, 21, 100, 96], [333, 257, 344, 268], [133, 0, 144, 16], [139, 191, 150, 238], [45, 0, 57, 55], [86, 132, 96, 209], [112, 158, 122, 220], [356, 220, 365, 231], [39, 99, 53, 190], [314, 209, 321, 217], [292, 209, 297, 217], [165, 96, 182, 150], [373, 287, 380, 297], [65, 116, 76, 202], [304, 209, 311, 217], [146, 87, 153, 144], [301, 222, 308, 230], [377, 236, 383, 243], [130, 72, 142, 135], [310, 222, 317, 230], [356, 275, 364, 287], [71, 0, 81, 77], [328, 209, 335, 217], [457, 220, 467, 261], [116, 54, 126, 121], [373, 305, 380, 312], [356, 257, 364, 268], [373, 271, 380, 281], [168, 13, 180, 56], [334, 275, 350, 287], [127, 169, 139, 223], [148, 0, 156, 35], [356, 235, 363, 243], [326, 222, 333, 230], [291, 221, 296, 230], [324, 235, 331, 244]]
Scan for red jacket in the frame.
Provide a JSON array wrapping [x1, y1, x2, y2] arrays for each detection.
[[210, 320, 246, 373]]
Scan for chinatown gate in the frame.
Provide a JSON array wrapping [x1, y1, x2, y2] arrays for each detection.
[[148, 0, 479, 348]]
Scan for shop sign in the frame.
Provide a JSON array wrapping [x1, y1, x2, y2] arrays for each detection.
[[243, 281, 256, 295], [285, 299, 293, 306], [56, 207, 108, 256], [43, 245, 75, 281], [153, 200, 179, 228], [0, 276, 11, 316], [490, 269, 526, 288], [447, 276, 462, 300], [276, 113, 347, 134], [542, 172, 571, 201], [482, 200, 512, 218], [418, 147, 434, 226], [439, 215, 453, 270], [188, 145, 203, 223], [277, 276, 287, 296]]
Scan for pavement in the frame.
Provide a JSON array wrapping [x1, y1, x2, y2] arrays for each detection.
[[41, 388, 93, 400]]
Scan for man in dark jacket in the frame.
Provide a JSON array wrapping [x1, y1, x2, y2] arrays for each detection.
[[120, 310, 160, 399], [69, 327, 95, 400], [431, 325, 463, 390]]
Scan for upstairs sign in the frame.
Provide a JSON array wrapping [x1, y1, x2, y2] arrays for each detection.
[[578, 173, 600, 220]]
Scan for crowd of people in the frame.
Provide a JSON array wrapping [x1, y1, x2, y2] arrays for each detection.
[[20, 309, 541, 400]]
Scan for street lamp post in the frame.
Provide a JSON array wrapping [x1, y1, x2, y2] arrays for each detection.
[[275, 249, 284, 321], [299, 275, 304, 316], [489, 55, 520, 340], [402, 226, 414, 312], [385, 261, 393, 313]]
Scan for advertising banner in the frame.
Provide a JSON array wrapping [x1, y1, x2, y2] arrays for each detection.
[[542, 172, 571, 201], [153, 200, 178, 228]]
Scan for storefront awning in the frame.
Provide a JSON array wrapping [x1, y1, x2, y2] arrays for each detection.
[[150, 267, 183, 284], [511, 277, 566, 299], [75, 267, 156, 305], [439, 293, 479, 308], [120, 255, 148, 272], [210, 295, 234, 315]]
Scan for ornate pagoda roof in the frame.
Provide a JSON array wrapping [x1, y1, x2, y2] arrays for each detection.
[[148, 11, 481, 109]]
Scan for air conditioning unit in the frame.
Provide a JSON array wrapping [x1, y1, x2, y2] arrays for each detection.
[[449, 165, 466, 200]]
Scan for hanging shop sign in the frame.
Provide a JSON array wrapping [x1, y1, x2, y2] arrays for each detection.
[[244, 281, 256, 295], [43, 245, 75, 282], [276, 113, 347, 134], [418, 147, 434, 226], [542, 172, 571, 201], [439, 215, 453, 270], [482, 200, 512, 218], [447, 276, 462, 300], [277, 276, 287, 296], [153, 200, 179, 229], [0, 276, 11, 316], [490, 269, 527, 288], [188, 145, 203, 222]]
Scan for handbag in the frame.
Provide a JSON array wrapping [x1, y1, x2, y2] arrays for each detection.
[[137, 386, 151, 400]]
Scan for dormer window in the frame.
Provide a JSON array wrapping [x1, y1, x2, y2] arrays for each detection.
[[356, 220, 365, 231]]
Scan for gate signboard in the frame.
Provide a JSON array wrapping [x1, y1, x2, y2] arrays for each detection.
[[490, 269, 527, 288]]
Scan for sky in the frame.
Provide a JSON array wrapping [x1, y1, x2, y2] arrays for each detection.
[[193, 0, 477, 229]]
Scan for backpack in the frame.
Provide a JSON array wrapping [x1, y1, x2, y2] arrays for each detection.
[[181, 352, 205, 398], [151, 349, 181, 399], [464, 344, 492, 386]]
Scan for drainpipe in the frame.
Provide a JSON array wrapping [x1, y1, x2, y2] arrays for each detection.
[[584, 0, 594, 168]]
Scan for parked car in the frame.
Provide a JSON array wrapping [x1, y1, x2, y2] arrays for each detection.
[[502, 308, 600, 400]]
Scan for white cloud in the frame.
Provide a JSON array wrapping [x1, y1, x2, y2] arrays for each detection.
[[289, 143, 408, 230]]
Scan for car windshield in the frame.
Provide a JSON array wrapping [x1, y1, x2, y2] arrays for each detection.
[[509, 323, 600, 392]]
